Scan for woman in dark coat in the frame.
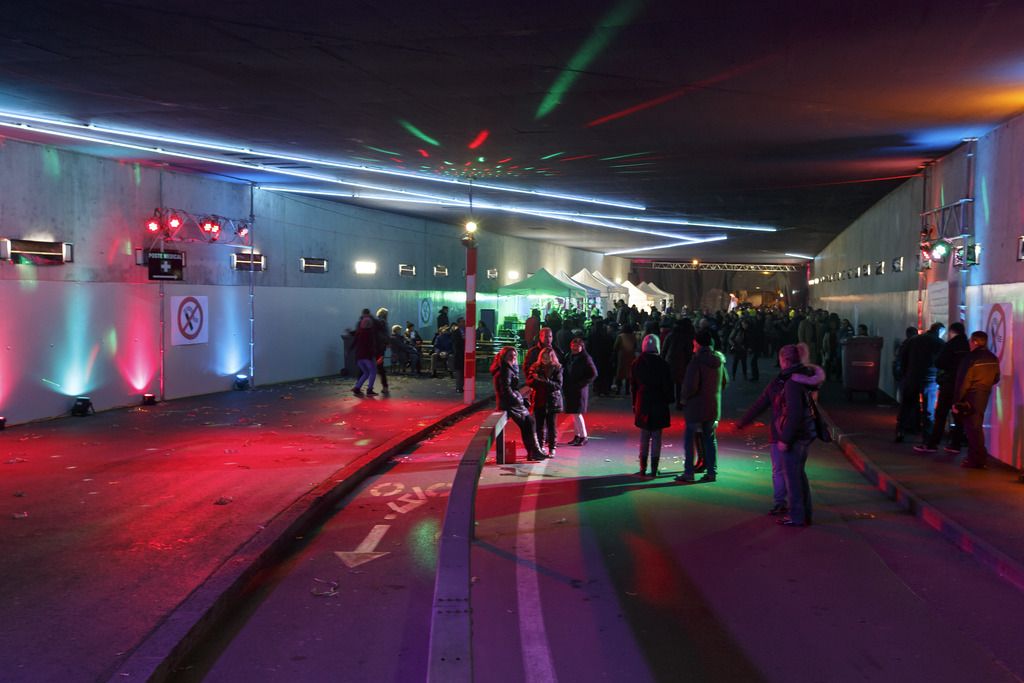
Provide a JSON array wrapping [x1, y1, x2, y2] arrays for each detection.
[[662, 317, 695, 409], [613, 322, 638, 395], [630, 334, 674, 478], [490, 346, 547, 461], [527, 348, 564, 457], [563, 337, 598, 446]]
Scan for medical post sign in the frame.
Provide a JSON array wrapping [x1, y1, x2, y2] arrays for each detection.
[[171, 296, 208, 346]]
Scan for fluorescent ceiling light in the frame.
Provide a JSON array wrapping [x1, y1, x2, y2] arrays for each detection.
[[0, 110, 643, 209], [784, 252, 815, 259], [537, 210, 777, 232], [354, 260, 377, 274], [604, 235, 728, 256]]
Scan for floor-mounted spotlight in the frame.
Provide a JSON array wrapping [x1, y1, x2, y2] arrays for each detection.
[[142, 393, 157, 405], [0, 416, 6, 430], [71, 397, 94, 416], [234, 374, 250, 391]]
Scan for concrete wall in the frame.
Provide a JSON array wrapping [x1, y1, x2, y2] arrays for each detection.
[[811, 113, 1024, 468], [0, 139, 628, 424]]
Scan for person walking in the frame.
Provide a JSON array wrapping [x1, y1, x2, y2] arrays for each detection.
[[914, 322, 969, 454], [372, 307, 391, 395], [953, 330, 1001, 469], [351, 311, 378, 396], [587, 318, 615, 397], [675, 330, 727, 483], [631, 335, 674, 478], [563, 337, 598, 446], [737, 345, 825, 516], [527, 348, 564, 457], [490, 346, 547, 461]]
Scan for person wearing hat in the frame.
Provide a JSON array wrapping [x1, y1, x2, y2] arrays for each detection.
[[631, 334, 674, 477], [676, 329, 727, 483]]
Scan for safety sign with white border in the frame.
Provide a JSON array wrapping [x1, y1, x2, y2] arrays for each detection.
[[171, 295, 208, 346]]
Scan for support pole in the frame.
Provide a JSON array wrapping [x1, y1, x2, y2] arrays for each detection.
[[464, 245, 477, 403]]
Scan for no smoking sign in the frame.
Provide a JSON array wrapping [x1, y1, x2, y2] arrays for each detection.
[[171, 295, 209, 346]]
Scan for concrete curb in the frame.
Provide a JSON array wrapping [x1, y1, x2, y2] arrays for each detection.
[[107, 395, 493, 682], [817, 404, 1024, 596]]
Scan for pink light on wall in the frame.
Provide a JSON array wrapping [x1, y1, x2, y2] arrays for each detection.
[[114, 292, 160, 393], [467, 130, 490, 149]]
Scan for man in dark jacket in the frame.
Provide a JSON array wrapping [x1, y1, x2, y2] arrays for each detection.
[[662, 318, 695, 409], [524, 327, 564, 377], [563, 337, 598, 446], [896, 322, 945, 442], [914, 322, 969, 454], [954, 331, 1001, 469], [451, 316, 466, 393], [676, 330, 727, 483], [587, 319, 614, 396], [631, 335, 673, 477]]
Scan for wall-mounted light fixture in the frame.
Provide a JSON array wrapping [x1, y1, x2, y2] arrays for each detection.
[[486, 268, 498, 279], [892, 256, 904, 273], [507, 270, 521, 281], [354, 260, 377, 275], [399, 264, 416, 277], [0, 238, 73, 265], [300, 257, 328, 273], [434, 265, 448, 277], [231, 252, 266, 271]]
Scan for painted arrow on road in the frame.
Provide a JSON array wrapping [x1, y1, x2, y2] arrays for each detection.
[[335, 524, 391, 568]]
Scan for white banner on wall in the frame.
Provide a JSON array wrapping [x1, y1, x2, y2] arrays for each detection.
[[171, 295, 209, 346], [926, 280, 949, 328]]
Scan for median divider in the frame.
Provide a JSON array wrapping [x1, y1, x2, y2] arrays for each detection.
[[427, 410, 508, 683]]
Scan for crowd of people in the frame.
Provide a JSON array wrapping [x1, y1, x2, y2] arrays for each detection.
[[489, 302, 837, 527], [349, 298, 1000, 523]]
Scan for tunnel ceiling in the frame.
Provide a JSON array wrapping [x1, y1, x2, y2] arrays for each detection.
[[2, 0, 1024, 262]]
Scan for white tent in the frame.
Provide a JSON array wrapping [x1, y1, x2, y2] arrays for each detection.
[[638, 281, 675, 310], [621, 280, 656, 311], [590, 270, 629, 299], [557, 270, 601, 300]]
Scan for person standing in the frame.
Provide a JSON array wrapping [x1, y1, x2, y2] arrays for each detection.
[[675, 330, 727, 483], [896, 322, 945, 442], [436, 305, 450, 331], [524, 309, 541, 349], [728, 319, 750, 381], [953, 330, 1001, 469], [490, 346, 547, 461], [662, 317, 695, 409], [772, 344, 822, 526], [563, 337, 598, 446], [527, 348, 564, 457], [631, 335, 674, 478], [451, 316, 466, 393], [587, 318, 614, 397], [613, 323, 638, 395], [351, 311, 378, 396], [914, 322, 969, 454], [737, 346, 825, 516]]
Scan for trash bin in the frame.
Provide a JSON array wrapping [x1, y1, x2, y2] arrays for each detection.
[[842, 336, 882, 401], [340, 333, 357, 377]]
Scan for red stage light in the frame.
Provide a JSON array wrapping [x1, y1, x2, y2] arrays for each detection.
[[146, 218, 160, 232], [468, 129, 490, 149], [167, 214, 183, 229]]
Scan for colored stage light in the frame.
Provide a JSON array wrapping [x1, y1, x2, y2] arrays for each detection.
[[142, 393, 157, 405], [928, 239, 952, 262], [146, 213, 161, 232], [0, 111, 645, 209], [236, 222, 250, 237], [398, 120, 440, 147], [167, 213, 183, 230], [0, 416, 5, 429], [418, 149, 430, 158], [233, 374, 250, 391], [71, 396, 94, 416], [468, 130, 489, 149]]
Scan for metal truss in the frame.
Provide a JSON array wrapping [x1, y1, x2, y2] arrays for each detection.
[[649, 262, 801, 272]]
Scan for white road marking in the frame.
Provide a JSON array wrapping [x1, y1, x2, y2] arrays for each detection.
[[516, 459, 558, 683], [335, 524, 391, 568]]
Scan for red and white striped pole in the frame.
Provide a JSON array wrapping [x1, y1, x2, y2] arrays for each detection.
[[464, 240, 477, 403]]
